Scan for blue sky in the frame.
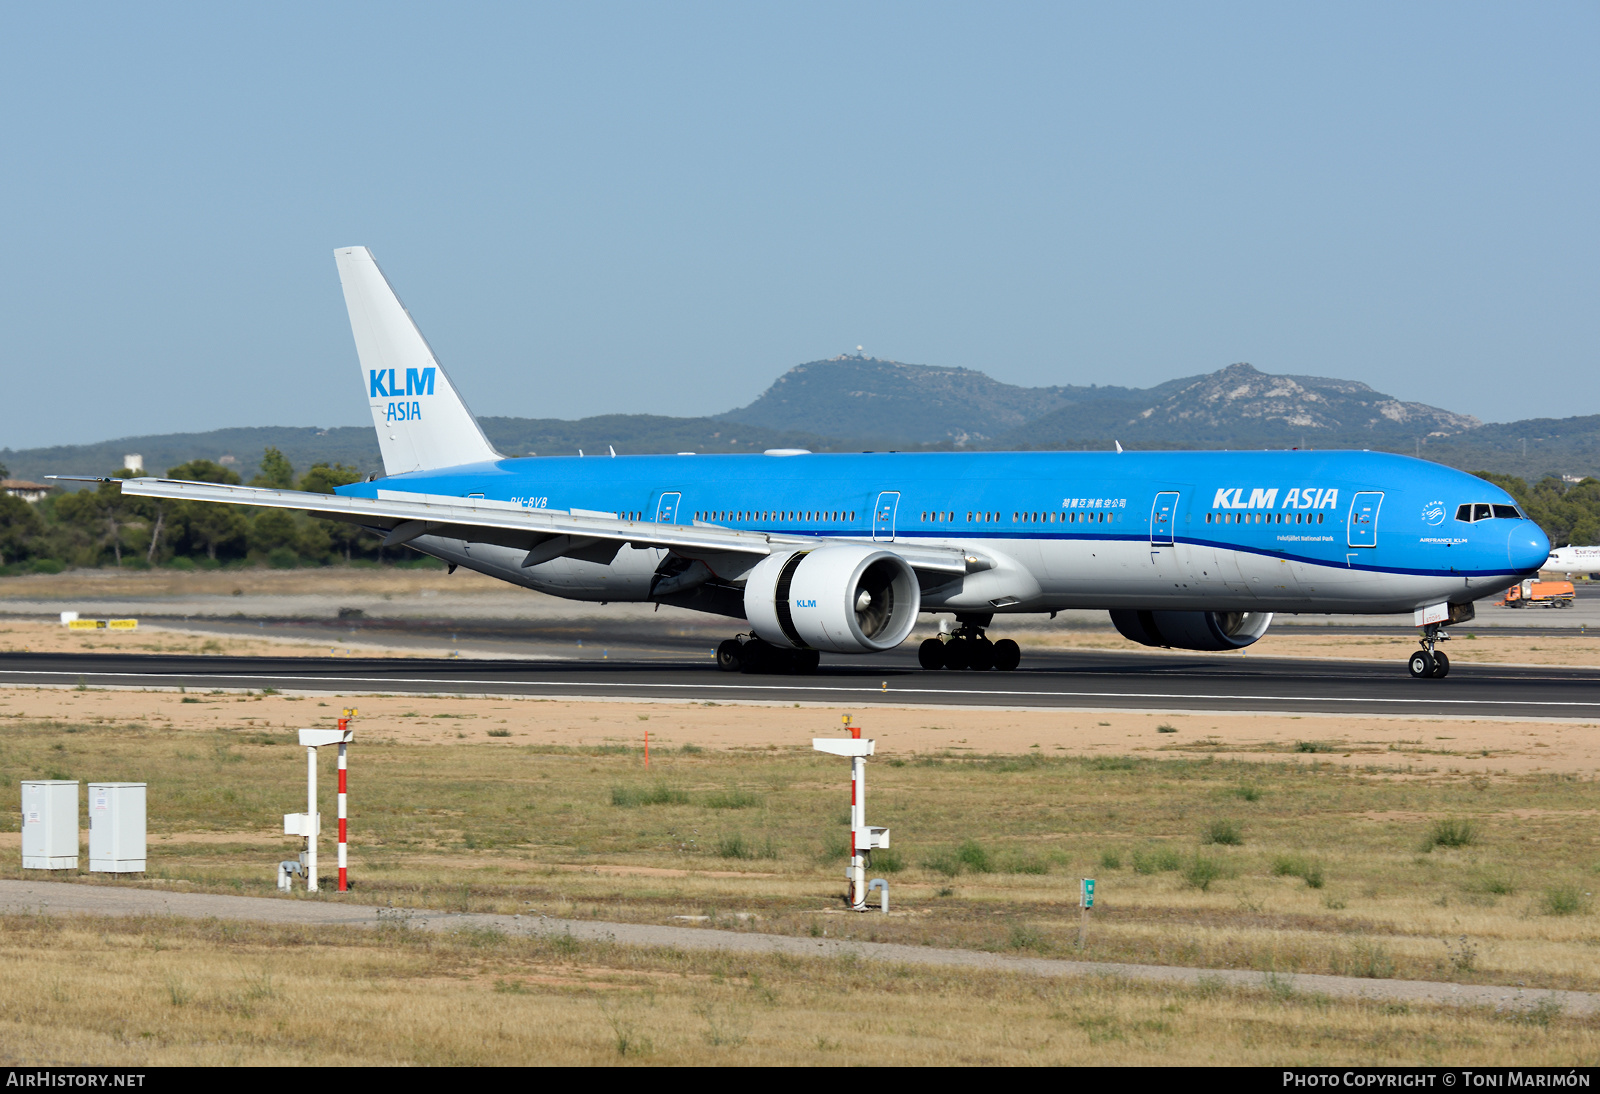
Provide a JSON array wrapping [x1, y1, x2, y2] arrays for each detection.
[[0, 3, 1594, 448]]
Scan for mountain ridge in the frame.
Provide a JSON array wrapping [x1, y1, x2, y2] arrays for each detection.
[[1, 359, 1591, 485]]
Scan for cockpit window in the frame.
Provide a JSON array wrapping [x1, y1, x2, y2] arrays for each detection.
[[1456, 502, 1525, 522]]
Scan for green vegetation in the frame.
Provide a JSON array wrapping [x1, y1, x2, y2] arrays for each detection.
[[0, 447, 445, 572], [1421, 818, 1479, 851], [1184, 853, 1229, 891], [1539, 885, 1590, 917], [1202, 819, 1243, 846], [1476, 472, 1600, 547], [610, 783, 691, 808], [1131, 845, 1183, 875], [1272, 854, 1326, 889]]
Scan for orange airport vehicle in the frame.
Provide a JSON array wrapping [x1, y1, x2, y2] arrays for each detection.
[[1500, 579, 1577, 608]]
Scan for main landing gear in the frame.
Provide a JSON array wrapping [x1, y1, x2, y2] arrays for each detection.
[[1408, 624, 1451, 679], [716, 635, 821, 675], [917, 614, 1021, 672]]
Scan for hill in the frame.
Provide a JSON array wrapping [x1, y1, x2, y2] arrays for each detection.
[[3, 359, 1596, 485]]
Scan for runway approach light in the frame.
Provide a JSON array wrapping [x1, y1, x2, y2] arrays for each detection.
[[813, 715, 890, 911]]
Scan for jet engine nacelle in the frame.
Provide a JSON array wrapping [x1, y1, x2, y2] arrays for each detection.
[[1110, 609, 1273, 651], [745, 545, 921, 654]]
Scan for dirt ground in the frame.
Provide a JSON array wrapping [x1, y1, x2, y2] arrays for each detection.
[[0, 566, 496, 600], [0, 619, 449, 659], [1, 686, 1594, 777]]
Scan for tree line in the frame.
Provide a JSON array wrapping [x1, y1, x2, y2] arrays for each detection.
[[1475, 472, 1600, 549], [0, 448, 438, 573]]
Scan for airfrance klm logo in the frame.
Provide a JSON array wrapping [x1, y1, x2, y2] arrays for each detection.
[[1213, 487, 1340, 511]]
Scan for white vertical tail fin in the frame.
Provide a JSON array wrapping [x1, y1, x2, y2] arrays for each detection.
[[333, 247, 501, 475]]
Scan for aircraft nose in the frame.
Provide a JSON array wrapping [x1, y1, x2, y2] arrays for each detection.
[[1508, 521, 1550, 574]]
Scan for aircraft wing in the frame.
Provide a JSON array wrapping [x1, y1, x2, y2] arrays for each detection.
[[113, 478, 970, 575]]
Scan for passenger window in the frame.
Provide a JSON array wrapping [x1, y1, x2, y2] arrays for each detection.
[[1493, 504, 1520, 519]]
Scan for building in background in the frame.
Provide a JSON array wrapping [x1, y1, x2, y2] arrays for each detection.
[[2, 480, 55, 503]]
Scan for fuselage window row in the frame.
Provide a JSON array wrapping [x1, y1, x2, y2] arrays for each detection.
[[692, 511, 857, 524], [1205, 512, 1325, 525]]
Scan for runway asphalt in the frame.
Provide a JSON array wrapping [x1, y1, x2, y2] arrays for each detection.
[[2, 645, 1597, 718]]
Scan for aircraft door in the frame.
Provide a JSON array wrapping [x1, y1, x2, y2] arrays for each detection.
[[872, 491, 900, 542], [1150, 492, 1178, 545], [655, 492, 682, 524], [1347, 491, 1382, 548]]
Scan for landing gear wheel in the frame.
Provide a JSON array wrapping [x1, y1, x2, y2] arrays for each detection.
[[943, 637, 972, 670], [1408, 650, 1435, 678], [993, 639, 1021, 671], [1431, 651, 1450, 678], [716, 639, 744, 673], [918, 638, 946, 670], [968, 639, 996, 672], [794, 649, 821, 674], [740, 640, 773, 674]]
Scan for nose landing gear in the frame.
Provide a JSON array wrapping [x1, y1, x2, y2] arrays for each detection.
[[1408, 625, 1451, 678], [917, 615, 1021, 671]]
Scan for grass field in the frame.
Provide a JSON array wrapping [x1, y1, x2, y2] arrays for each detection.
[[3, 911, 1595, 1066], [4, 693, 1600, 997]]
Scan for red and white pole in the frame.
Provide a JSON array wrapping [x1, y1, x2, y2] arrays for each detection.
[[849, 721, 865, 910], [336, 715, 349, 892]]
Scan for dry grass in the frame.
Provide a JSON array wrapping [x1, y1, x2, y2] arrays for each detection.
[[6, 700, 1600, 1000], [1, 912, 1595, 1066]]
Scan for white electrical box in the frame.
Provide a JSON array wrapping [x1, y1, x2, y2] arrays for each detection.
[[855, 825, 891, 849], [283, 812, 321, 837], [21, 780, 79, 870], [88, 782, 146, 873]]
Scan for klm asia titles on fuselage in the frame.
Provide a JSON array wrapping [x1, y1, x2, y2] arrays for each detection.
[[118, 247, 1549, 681]]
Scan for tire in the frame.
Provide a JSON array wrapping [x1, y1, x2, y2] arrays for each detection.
[[794, 649, 821, 674], [1408, 650, 1434, 678], [918, 638, 946, 670], [1431, 651, 1450, 678], [993, 638, 1021, 671], [943, 637, 972, 670], [968, 639, 996, 672], [716, 639, 744, 673], [740, 640, 772, 674]]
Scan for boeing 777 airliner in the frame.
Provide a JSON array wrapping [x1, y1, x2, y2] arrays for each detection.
[[116, 248, 1549, 680]]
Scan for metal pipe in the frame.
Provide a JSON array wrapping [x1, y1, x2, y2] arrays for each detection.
[[306, 745, 318, 892], [850, 755, 866, 910], [337, 738, 348, 892]]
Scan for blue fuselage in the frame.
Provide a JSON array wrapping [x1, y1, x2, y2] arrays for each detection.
[[340, 448, 1548, 616]]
